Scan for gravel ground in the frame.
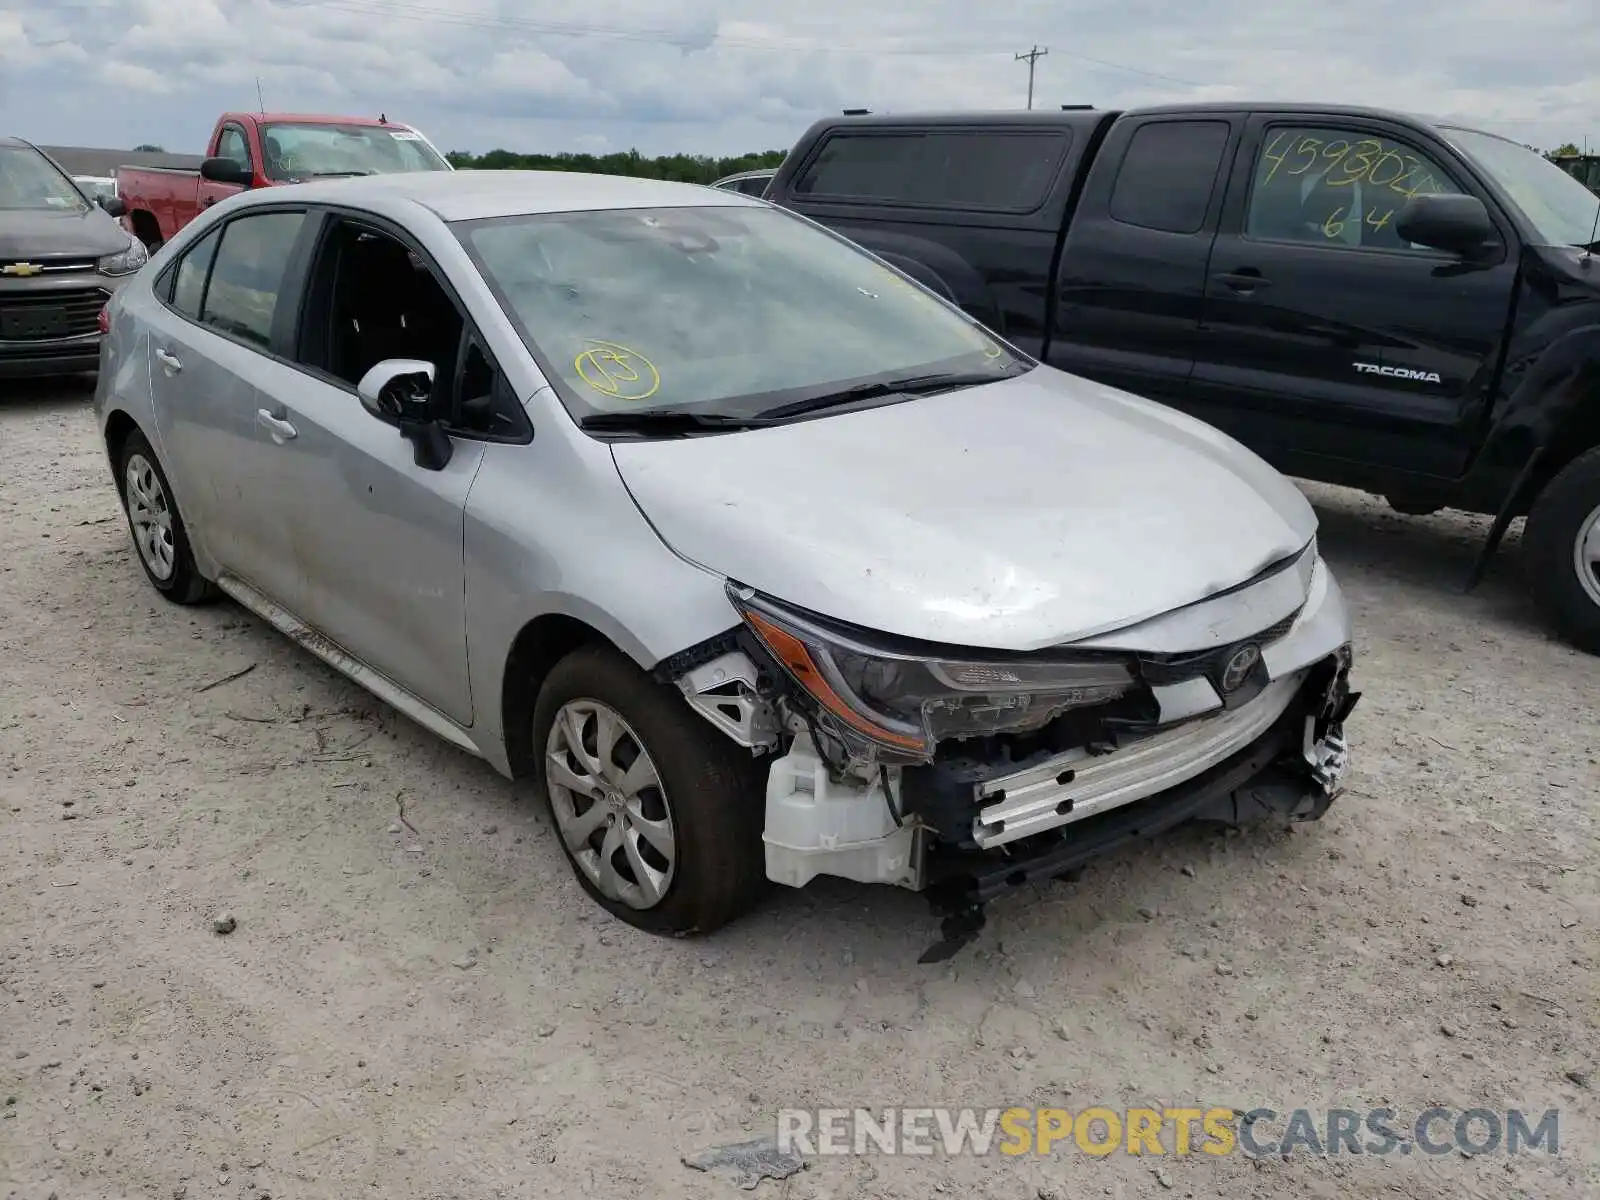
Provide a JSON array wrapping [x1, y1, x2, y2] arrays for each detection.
[[1, 378, 1596, 1200]]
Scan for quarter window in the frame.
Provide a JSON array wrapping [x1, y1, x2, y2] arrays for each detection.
[[1108, 120, 1231, 234], [1245, 126, 1464, 251], [794, 131, 1070, 212], [200, 212, 306, 348], [169, 228, 220, 319]]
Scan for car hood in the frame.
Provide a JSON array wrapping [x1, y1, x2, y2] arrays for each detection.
[[0, 206, 130, 260], [609, 368, 1318, 651]]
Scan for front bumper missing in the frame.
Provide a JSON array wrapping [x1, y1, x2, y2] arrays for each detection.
[[916, 657, 1359, 961]]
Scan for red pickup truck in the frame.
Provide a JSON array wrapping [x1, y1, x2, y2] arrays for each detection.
[[118, 112, 452, 249]]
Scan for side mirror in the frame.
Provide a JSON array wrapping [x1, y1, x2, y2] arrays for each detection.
[[98, 195, 127, 218], [357, 359, 453, 470], [1395, 194, 1495, 257], [200, 157, 253, 187]]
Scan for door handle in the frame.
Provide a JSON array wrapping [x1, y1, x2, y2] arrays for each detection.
[[155, 348, 182, 374], [1214, 270, 1271, 293], [202, 197, 217, 208], [256, 409, 298, 444]]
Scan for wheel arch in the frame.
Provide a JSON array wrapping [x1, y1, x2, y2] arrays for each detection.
[[103, 409, 144, 490], [500, 613, 618, 781], [128, 209, 162, 250]]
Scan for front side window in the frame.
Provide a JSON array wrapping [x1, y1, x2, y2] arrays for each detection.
[[260, 123, 449, 182], [793, 131, 1070, 211], [0, 145, 89, 212], [216, 126, 251, 170], [200, 212, 306, 348], [455, 205, 1024, 421], [1443, 127, 1600, 248], [1245, 126, 1463, 251]]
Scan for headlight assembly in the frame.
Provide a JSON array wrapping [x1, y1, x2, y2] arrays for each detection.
[[98, 237, 148, 277], [728, 584, 1135, 758]]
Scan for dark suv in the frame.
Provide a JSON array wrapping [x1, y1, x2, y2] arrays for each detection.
[[1, 137, 148, 379]]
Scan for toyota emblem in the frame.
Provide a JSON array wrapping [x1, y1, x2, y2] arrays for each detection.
[[1219, 643, 1262, 693]]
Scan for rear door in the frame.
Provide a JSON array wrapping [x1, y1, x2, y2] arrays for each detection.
[[1049, 114, 1238, 403], [144, 208, 313, 589], [1189, 114, 1520, 480]]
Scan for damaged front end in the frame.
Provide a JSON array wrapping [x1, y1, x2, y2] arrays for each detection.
[[666, 546, 1359, 960]]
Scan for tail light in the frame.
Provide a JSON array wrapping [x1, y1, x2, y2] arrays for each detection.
[[96, 306, 110, 335]]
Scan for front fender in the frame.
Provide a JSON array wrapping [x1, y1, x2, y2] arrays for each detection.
[[1466, 321, 1600, 501], [461, 433, 743, 776]]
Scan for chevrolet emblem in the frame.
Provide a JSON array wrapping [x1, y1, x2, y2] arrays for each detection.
[[2, 263, 44, 277]]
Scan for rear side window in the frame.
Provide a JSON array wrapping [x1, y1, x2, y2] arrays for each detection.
[[794, 131, 1070, 212], [169, 228, 220, 318], [200, 212, 306, 348], [1108, 121, 1231, 234]]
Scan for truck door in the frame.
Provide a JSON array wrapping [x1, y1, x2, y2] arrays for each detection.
[[1050, 115, 1237, 405], [1189, 114, 1520, 480], [199, 122, 253, 212]]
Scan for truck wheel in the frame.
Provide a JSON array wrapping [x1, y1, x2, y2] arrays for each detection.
[[531, 643, 768, 936], [115, 431, 216, 604], [1524, 446, 1600, 655]]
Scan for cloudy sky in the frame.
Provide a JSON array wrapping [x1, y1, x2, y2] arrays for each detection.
[[3, 0, 1597, 158]]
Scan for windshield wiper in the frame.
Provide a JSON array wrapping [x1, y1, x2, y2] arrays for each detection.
[[579, 408, 773, 435], [756, 369, 1017, 422], [296, 169, 375, 179]]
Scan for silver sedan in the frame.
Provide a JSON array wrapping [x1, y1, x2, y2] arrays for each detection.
[[94, 171, 1358, 956]]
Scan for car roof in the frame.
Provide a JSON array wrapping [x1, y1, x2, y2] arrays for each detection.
[[232, 169, 762, 223], [252, 113, 412, 128], [812, 102, 1489, 136]]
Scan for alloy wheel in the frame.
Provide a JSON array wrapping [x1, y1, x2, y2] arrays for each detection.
[[124, 453, 175, 581], [545, 699, 677, 909]]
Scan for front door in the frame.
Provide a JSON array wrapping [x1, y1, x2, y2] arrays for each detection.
[[245, 355, 483, 726], [1188, 115, 1519, 480], [235, 213, 496, 726]]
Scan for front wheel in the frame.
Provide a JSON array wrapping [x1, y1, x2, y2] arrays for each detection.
[[1524, 446, 1600, 655], [531, 644, 767, 935]]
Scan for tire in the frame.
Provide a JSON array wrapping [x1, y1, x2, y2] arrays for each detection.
[[115, 430, 216, 604], [532, 643, 767, 936], [1524, 446, 1600, 655]]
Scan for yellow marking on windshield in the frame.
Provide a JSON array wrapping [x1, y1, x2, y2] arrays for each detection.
[[575, 340, 660, 401]]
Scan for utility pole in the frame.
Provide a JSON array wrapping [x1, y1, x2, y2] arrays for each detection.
[[1015, 45, 1048, 110], [255, 76, 266, 114]]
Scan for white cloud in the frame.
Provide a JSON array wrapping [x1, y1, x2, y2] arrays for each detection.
[[5, 0, 1597, 155]]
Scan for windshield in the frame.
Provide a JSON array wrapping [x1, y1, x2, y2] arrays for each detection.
[[454, 205, 1025, 421], [0, 145, 89, 212], [260, 123, 449, 181], [1443, 127, 1600, 247]]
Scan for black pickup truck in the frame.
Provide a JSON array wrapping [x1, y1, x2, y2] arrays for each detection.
[[766, 104, 1600, 654]]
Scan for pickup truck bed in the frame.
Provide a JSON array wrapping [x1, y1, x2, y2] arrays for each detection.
[[767, 104, 1600, 653]]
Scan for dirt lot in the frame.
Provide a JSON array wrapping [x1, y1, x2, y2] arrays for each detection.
[[1, 378, 1595, 1200]]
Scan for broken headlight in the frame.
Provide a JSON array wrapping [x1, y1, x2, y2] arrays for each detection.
[[729, 585, 1135, 759]]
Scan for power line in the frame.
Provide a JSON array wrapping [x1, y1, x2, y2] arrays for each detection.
[[1015, 44, 1048, 110]]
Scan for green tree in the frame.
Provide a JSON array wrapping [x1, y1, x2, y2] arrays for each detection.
[[132, 143, 165, 153], [446, 147, 789, 185], [1547, 142, 1582, 160]]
